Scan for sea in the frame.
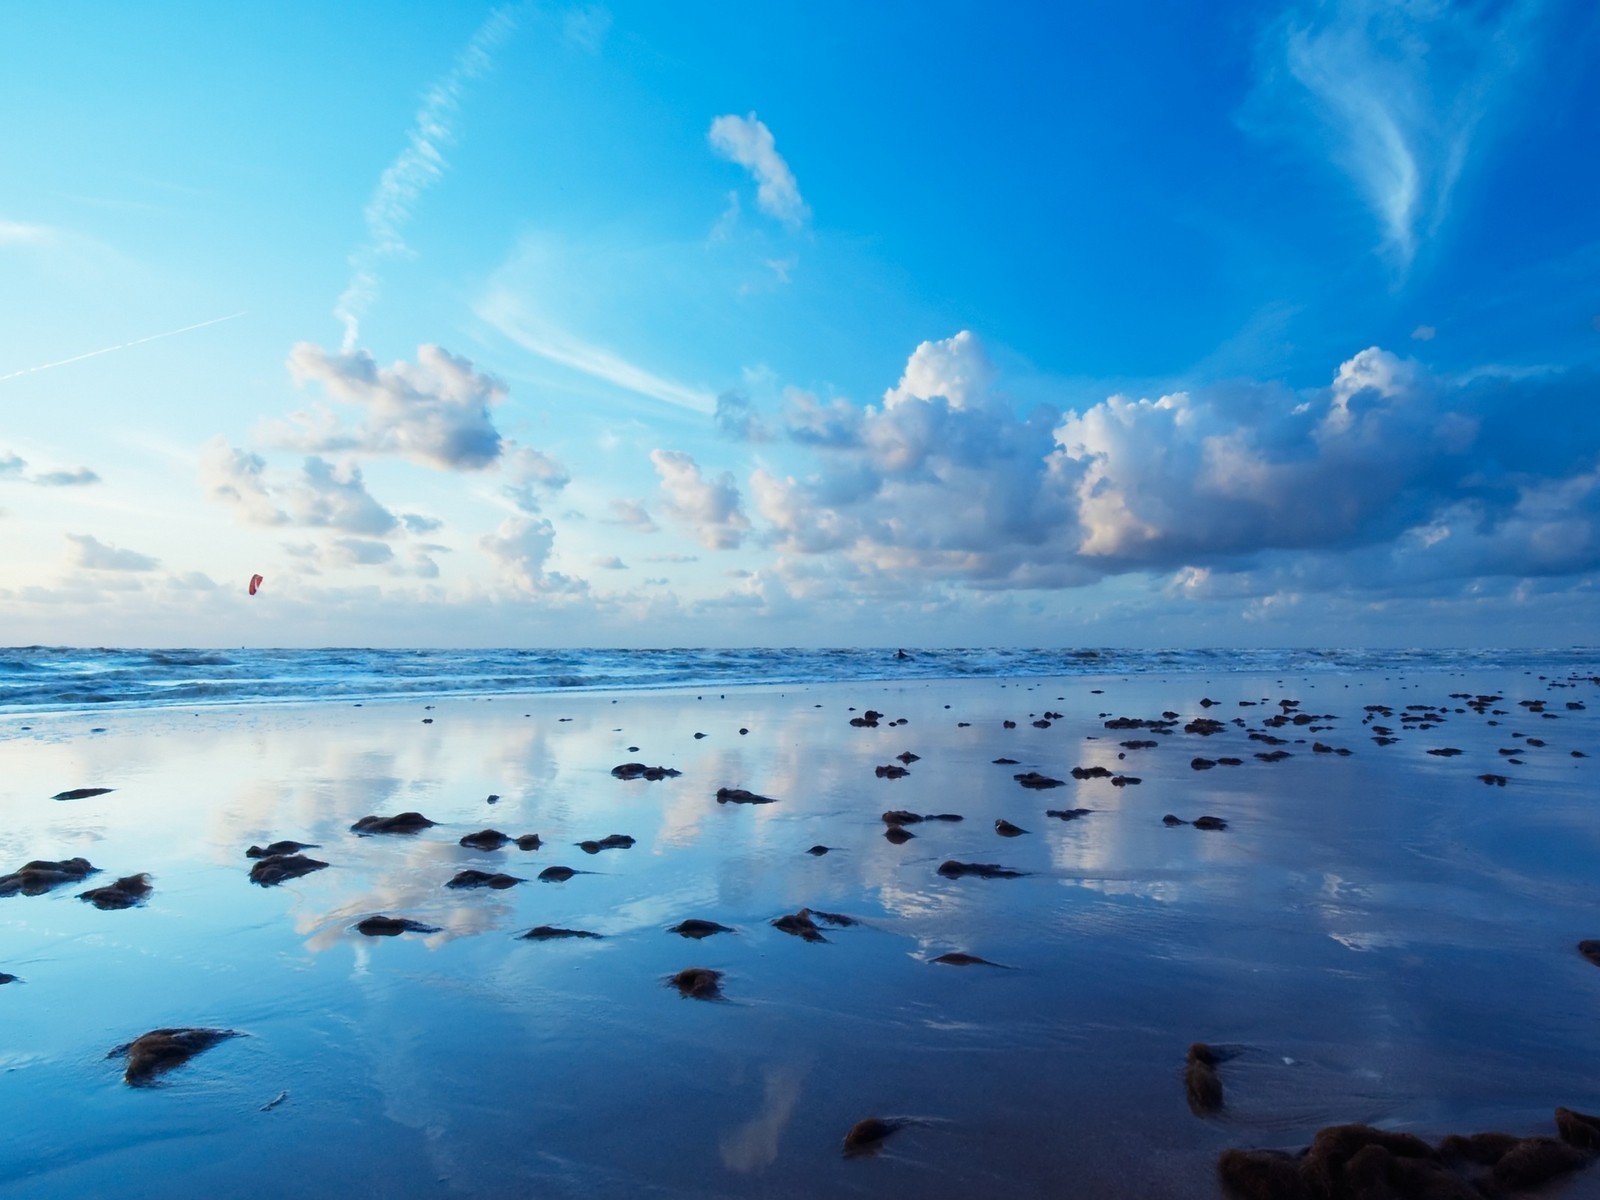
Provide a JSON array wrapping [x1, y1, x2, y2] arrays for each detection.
[[2, 645, 1596, 714]]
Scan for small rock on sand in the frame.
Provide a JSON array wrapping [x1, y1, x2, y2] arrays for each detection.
[[611, 763, 681, 781], [669, 919, 734, 939], [350, 812, 436, 835], [0, 857, 98, 897], [79, 873, 153, 910], [670, 967, 723, 999], [716, 787, 776, 805], [446, 869, 523, 889], [113, 1027, 240, 1086], [937, 860, 1023, 879], [520, 925, 600, 940], [931, 952, 1001, 967], [355, 915, 439, 937], [843, 1117, 907, 1157], [245, 840, 318, 858], [1186, 1043, 1224, 1115], [248, 854, 329, 887], [577, 834, 636, 853]]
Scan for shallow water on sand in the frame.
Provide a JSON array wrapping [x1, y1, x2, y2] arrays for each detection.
[[2, 669, 1599, 1198]]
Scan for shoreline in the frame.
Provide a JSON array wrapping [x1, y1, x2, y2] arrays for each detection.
[[2, 667, 1598, 1197]]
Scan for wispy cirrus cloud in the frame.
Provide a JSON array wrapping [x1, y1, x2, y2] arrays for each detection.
[[1244, 0, 1543, 271], [335, 5, 520, 349], [0, 218, 58, 246], [708, 113, 809, 228], [478, 288, 717, 414]]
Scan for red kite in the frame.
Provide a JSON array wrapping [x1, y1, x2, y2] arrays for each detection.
[[248, 574, 264, 596]]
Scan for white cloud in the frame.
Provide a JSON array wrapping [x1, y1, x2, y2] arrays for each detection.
[[327, 537, 395, 567], [1245, 0, 1541, 270], [752, 333, 1600, 596], [32, 467, 100, 487], [286, 457, 400, 536], [651, 449, 751, 549], [602, 498, 659, 532], [883, 330, 995, 411], [714, 390, 770, 442], [0, 451, 100, 487], [66, 533, 159, 571], [283, 342, 506, 470], [201, 440, 402, 537], [199, 438, 289, 525], [1411, 324, 1436, 341], [708, 113, 809, 228], [500, 442, 571, 513], [479, 288, 717, 414], [335, 6, 519, 348], [0, 218, 57, 246], [402, 512, 443, 534], [479, 515, 587, 595]]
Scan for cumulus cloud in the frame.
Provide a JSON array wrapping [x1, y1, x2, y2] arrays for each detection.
[[283, 342, 505, 470], [651, 449, 751, 549], [708, 113, 809, 227], [883, 330, 996, 411], [714, 390, 770, 442], [66, 533, 159, 571], [592, 555, 628, 570], [501, 442, 571, 513], [782, 390, 862, 447], [753, 332, 1600, 598], [0, 451, 101, 487], [33, 467, 100, 486], [200, 438, 403, 538], [284, 457, 399, 536], [602, 498, 659, 532], [327, 537, 395, 567], [402, 512, 443, 534], [479, 515, 586, 595], [200, 438, 289, 525], [1244, 0, 1541, 269]]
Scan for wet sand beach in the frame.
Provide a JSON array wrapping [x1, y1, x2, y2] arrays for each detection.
[[2, 667, 1599, 1198]]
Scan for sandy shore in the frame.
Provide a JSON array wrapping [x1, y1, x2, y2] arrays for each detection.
[[2, 667, 1599, 1198]]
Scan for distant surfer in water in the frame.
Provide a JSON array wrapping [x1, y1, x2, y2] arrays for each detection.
[[896, 649, 910, 660]]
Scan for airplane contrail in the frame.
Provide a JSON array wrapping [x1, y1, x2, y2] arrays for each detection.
[[0, 311, 248, 383]]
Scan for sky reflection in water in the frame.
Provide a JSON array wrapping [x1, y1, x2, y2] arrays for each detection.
[[2, 671, 1599, 1198]]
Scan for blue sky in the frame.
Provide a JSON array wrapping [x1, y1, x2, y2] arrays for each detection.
[[2, 0, 1597, 648]]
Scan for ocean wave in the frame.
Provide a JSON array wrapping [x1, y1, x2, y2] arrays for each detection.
[[0, 646, 1595, 716]]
